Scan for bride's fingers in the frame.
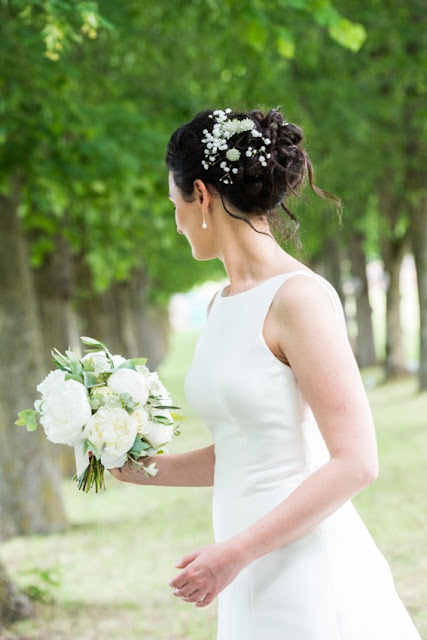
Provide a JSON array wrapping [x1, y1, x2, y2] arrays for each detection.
[[180, 589, 202, 602], [195, 592, 215, 607]]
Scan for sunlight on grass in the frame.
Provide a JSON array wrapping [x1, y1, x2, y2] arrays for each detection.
[[1, 330, 426, 639]]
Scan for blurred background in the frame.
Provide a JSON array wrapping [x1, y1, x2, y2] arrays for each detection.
[[0, 1, 426, 638]]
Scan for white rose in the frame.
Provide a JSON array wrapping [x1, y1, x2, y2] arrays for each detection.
[[107, 369, 150, 407], [134, 414, 173, 449], [39, 378, 92, 445], [83, 406, 137, 469], [82, 351, 126, 374]]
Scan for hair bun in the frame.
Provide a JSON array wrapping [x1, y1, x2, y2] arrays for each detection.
[[249, 107, 303, 148]]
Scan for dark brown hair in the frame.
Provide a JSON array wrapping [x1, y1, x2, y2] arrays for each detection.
[[165, 107, 341, 246]]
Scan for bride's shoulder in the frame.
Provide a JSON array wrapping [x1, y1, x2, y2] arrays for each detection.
[[271, 270, 342, 326]]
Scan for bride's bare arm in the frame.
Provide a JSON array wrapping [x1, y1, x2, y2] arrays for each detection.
[[107, 444, 215, 487]]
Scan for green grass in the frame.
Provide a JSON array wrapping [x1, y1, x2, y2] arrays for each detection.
[[1, 330, 426, 639]]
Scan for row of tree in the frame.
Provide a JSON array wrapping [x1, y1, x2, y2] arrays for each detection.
[[0, 0, 426, 628]]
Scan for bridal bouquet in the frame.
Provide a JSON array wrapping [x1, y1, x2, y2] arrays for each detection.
[[15, 337, 182, 492]]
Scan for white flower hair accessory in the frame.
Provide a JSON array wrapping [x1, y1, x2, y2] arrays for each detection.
[[201, 108, 273, 185]]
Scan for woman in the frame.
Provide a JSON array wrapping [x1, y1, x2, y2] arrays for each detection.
[[109, 108, 421, 639]]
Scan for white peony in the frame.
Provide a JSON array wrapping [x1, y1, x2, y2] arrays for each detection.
[[83, 406, 137, 469], [81, 351, 126, 374], [107, 369, 150, 407], [131, 407, 151, 436], [38, 378, 92, 445], [132, 410, 173, 449], [37, 369, 66, 398]]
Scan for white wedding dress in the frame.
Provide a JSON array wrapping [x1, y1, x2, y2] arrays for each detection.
[[184, 270, 422, 640]]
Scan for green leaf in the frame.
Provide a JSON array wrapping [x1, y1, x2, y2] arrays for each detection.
[[243, 18, 267, 52], [70, 360, 83, 376], [152, 404, 180, 410], [128, 436, 151, 456], [311, 3, 341, 28], [15, 409, 38, 432], [83, 371, 99, 387], [51, 348, 70, 369], [65, 372, 84, 384], [80, 336, 109, 351], [82, 358, 95, 372], [117, 357, 147, 370], [127, 357, 148, 367], [152, 415, 174, 425], [275, 28, 295, 59], [328, 18, 367, 52]]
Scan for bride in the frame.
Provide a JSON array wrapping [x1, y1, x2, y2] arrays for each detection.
[[108, 107, 421, 640]]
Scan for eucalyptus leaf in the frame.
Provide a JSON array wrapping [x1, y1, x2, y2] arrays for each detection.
[[65, 372, 84, 384], [152, 404, 181, 410], [83, 371, 99, 387], [152, 415, 174, 425], [15, 409, 38, 432], [70, 360, 83, 376], [127, 357, 147, 367], [117, 361, 137, 371]]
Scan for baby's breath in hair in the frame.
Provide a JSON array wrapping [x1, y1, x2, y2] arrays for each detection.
[[201, 109, 272, 184]]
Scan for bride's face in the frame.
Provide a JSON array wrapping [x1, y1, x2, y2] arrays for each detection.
[[168, 171, 216, 261]]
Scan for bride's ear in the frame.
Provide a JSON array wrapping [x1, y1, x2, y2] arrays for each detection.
[[194, 179, 210, 206]]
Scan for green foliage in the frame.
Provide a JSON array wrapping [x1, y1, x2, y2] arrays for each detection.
[[118, 358, 148, 370], [15, 409, 38, 431], [16, 563, 62, 604], [128, 435, 151, 457], [0, 0, 425, 304], [0, 0, 376, 305]]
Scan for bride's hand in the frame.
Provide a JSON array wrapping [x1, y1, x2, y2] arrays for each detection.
[[169, 541, 246, 607]]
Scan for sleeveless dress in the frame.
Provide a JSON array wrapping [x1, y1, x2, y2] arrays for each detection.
[[184, 270, 421, 640]]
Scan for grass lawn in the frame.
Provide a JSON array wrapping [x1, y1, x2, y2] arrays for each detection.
[[1, 329, 426, 640]]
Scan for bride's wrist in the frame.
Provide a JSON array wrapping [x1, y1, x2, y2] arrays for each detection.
[[225, 535, 254, 571]]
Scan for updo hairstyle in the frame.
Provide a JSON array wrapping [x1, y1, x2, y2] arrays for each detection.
[[165, 107, 341, 243]]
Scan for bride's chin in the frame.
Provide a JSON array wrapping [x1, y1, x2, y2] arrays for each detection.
[[191, 247, 216, 262]]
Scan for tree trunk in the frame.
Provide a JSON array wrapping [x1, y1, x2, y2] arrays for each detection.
[[75, 265, 171, 370], [409, 195, 427, 391], [320, 236, 346, 304], [33, 231, 81, 369], [348, 232, 377, 367], [381, 235, 410, 379], [0, 186, 68, 541], [0, 559, 33, 628], [32, 233, 82, 479], [130, 270, 171, 370]]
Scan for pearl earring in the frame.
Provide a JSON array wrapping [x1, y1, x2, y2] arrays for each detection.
[[202, 211, 208, 229]]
